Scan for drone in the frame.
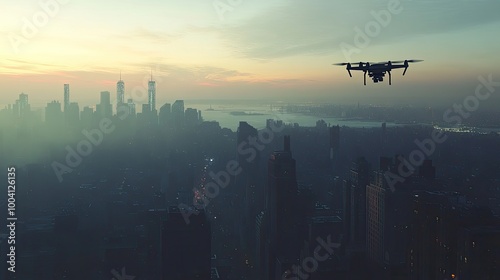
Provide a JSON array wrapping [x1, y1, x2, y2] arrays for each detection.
[[333, 59, 423, 85]]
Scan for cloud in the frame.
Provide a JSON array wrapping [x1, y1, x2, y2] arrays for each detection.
[[113, 27, 182, 44], [124, 62, 254, 84], [208, 0, 500, 59]]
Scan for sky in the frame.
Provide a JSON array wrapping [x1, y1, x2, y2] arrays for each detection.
[[1, 0, 500, 109]]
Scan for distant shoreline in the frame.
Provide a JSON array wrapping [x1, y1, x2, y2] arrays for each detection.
[[229, 111, 266, 116]]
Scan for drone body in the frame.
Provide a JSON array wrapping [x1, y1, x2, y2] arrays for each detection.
[[333, 60, 423, 85]]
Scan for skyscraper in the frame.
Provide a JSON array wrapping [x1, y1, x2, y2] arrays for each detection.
[[172, 100, 184, 128], [366, 171, 387, 265], [148, 71, 156, 112], [142, 104, 150, 115], [366, 158, 414, 278], [255, 211, 268, 280], [184, 108, 199, 127], [116, 72, 125, 111], [348, 157, 370, 252], [45, 101, 63, 125], [236, 122, 260, 264], [158, 103, 171, 127], [100, 91, 110, 106], [162, 206, 211, 280], [330, 125, 341, 174], [66, 102, 79, 126], [64, 84, 70, 112], [267, 136, 300, 280], [80, 106, 94, 127], [409, 191, 498, 280], [18, 93, 30, 118], [139, 103, 156, 127], [96, 91, 112, 118], [127, 99, 136, 117]]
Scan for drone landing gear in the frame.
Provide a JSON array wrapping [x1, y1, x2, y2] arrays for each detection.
[[388, 71, 392, 85]]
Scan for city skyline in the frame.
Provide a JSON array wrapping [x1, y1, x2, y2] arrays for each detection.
[[2, 1, 500, 279], [1, 0, 500, 107]]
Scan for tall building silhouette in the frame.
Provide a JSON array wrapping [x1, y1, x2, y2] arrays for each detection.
[[159, 103, 171, 127], [80, 106, 94, 127], [96, 91, 112, 118], [330, 125, 341, 174], [185, 108, 199, 127], [45, 101, 63, 125], [342, 178, 352, 245], [172, 100, 184, 128], [10, 93, 30, 119], [366, 156, 415, 278], [139, 104, 151, 126], [12, 101, 19, 118], [117, 73, 125, 111], [17, 93, 30, 118], [236, 121, 260, 266], [66, 102, 79, 126], [267, 135, 300, 280], [255, 211, 268, 280], [148, 71, 156, 112], [162, 206, 211, 280], [63, 84, 70, 112], [409, 191, 498, 280], [127, 99, 136, 117], [347, 157, 370, 252], [172, 100, 184, 115], [366, 171, 388, 265]]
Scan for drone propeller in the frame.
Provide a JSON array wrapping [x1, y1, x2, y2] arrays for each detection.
[[333, 62, 367, 66], [333, 63, 353, 77], [392, 59, 423, 64], [399, 60, 423, 75]]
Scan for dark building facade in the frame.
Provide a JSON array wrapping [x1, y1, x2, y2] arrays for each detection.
[[409, 191, 498, 280], [162, 206, 211, 280], [267, 135, 301, 280]]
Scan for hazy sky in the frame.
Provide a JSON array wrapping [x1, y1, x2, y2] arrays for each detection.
[[1, 0, 500, 108]]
